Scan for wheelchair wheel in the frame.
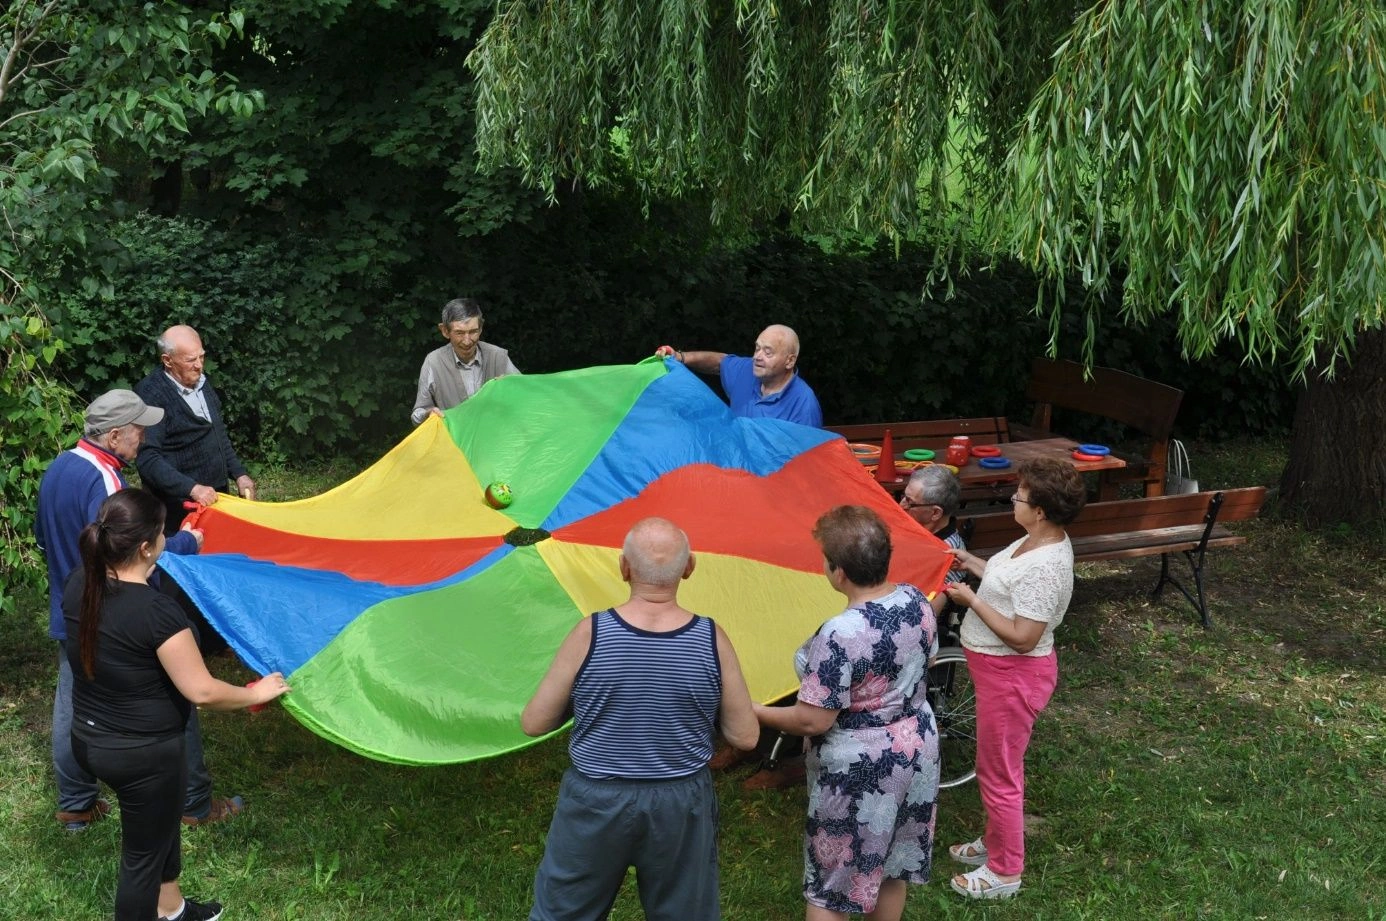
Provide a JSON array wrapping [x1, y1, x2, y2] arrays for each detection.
[[928, 646, 977, 789]]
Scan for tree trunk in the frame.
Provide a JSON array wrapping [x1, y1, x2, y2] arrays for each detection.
[[1280, 326, 1386, 527]]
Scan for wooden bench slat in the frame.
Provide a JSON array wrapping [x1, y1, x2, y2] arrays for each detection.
[[826, 416, 1010, 453], [1075, 525, 1241, 558], [961, 489, 1267, 549], [972, 529, 1246, 562], [1071, 534, 1246, 564]]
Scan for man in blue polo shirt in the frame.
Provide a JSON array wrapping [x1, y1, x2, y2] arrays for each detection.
[[657, 324, 822, 426]]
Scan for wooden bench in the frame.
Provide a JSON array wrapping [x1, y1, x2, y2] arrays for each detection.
[[957, 487, 1268, 627], [1011, 358, 1183, 500]]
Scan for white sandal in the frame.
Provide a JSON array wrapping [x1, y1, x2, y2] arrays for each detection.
[[950, 865, 1021, 900], [948, 837, 988, 865]]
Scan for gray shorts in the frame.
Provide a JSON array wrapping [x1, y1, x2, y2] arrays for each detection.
[[530, 767, 720, 921]]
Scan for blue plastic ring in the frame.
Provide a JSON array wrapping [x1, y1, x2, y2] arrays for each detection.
[[978, 456, 1012, 469], [1077, 443, 1111, 455]]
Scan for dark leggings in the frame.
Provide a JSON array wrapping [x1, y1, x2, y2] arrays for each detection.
[[74, 733, 186, 921]]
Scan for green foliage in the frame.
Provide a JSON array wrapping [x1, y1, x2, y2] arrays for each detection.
[[469, 0, 1069, 251], [1, 0, 1304, 599], [0, 0, 255, 607], [195, 0, 534, 239], [51, 208, 1294, 478], [454, 192, 1294, 435], [54, 215, 405, 462], [0, 308, 78, 615], [1003, 0, 1386, 377], [471, 1, 1386, 378]]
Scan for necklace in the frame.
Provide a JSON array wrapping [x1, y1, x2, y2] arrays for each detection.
[[1019, 531, 1065, 555]]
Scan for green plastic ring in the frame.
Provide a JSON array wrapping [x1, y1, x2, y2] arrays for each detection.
[[902, 449, 935, 461]]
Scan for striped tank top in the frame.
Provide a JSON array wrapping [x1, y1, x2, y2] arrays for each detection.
[[568, 609, 722, 779]]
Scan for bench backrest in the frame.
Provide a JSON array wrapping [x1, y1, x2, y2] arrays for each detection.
[[826, 416, 1010, 455], [1025, 358, 1184, 439], [959, 486, 1268, 556]]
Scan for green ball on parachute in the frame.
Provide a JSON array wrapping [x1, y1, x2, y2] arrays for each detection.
[[484, 482, 514, 508]]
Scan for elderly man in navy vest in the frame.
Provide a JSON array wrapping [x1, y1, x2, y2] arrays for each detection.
[[410, 298, 520, 424], [135, 325, 255, 535], [657, 324, 823, 427]]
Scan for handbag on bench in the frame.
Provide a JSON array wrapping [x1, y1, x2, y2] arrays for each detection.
[[1165, 439, 1199, 495]]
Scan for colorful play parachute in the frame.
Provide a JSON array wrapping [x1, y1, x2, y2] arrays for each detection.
[[161, 358, 953, 764]]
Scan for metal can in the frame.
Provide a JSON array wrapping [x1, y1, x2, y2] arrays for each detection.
[[945, 436, 971, 467]]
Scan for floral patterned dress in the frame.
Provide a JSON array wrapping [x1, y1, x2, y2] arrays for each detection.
[[794, 582, 940, 914]]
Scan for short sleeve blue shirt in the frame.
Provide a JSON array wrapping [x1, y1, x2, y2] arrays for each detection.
[[718, 355, 823, 427]]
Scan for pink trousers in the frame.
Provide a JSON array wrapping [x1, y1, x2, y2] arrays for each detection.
[[965, 648, 1058, 877]]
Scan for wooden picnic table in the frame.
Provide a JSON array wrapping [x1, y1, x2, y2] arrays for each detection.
[[871, 436, 1126, 502]]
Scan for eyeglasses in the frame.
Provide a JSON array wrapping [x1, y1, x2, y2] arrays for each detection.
[[900, 495, 938, 512], [1010, 494, 1037, 506]]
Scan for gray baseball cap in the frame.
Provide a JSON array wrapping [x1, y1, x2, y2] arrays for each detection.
[[84, 389, 164, 436]]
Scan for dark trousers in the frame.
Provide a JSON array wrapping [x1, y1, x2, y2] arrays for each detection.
[[56, 648, 213, 818], [74, 733, 186, 921], [531, 768, 720, 921]]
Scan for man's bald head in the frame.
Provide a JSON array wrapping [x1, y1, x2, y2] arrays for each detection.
[[159, 324, 201, 354], [751, 324, 800, 385], [621, 517, 693, 586], [761, 324, 800, 357]]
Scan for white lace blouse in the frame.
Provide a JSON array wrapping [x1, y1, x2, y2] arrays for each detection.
[[959, 536, 1074, 657]]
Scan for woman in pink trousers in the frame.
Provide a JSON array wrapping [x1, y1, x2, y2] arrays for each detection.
[[942, 458, 1087, 899]]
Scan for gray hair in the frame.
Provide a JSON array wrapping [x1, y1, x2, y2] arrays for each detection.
[[441, 298, 485, 327], [908, 465, 962, 516], [622, 518, 691, 586]]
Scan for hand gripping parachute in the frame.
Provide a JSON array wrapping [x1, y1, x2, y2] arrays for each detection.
[[160, 358, 953, 764]]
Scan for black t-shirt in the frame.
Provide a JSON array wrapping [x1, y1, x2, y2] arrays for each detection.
[[62, 573, 193, 747]]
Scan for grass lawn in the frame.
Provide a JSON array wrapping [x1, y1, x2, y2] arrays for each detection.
[[2, 437, 1382, 920]]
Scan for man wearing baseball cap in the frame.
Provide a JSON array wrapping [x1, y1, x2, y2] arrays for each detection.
[[34, 390, 245, 831]]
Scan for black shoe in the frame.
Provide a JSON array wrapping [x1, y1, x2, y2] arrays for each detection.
[[165, 898, 223, 921]]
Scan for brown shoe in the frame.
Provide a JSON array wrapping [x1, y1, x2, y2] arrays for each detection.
[[182, 795, 245, 827], [741, 761, 807, 791], [56, 797, 112, 831]]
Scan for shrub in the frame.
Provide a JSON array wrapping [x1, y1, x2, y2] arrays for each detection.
[[0, 305, 79, 614], [54, 214, 413, 462]]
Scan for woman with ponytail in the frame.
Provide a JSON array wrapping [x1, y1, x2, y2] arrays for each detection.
[[64, 488, 291, 921]]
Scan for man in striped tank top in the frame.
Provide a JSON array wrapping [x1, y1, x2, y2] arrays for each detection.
[[522, 518, 760, 920]]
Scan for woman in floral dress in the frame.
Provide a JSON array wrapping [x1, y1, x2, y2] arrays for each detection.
[[755, 505, 940, 920]]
